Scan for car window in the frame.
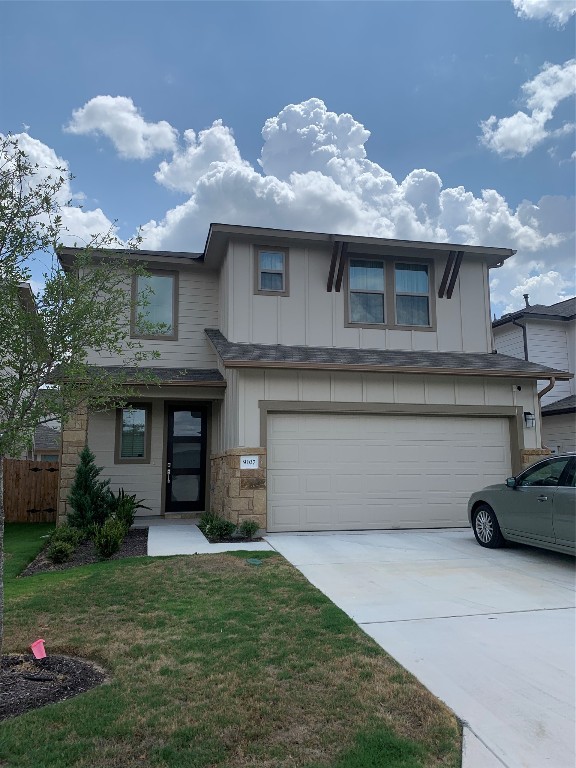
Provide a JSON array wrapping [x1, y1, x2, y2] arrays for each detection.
[[562, 459, 576, 488], [518, 457, 571, 487]]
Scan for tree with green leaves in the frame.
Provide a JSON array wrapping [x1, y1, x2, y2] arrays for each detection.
[[0, 134, 160, 654]]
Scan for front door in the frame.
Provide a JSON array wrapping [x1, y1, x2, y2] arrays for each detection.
[[165, 404, 207, 513]]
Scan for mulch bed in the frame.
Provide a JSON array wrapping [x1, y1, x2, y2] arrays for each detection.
[[205, 535, 264, 543], [21, 527, 149, 577], [3, 528, 148, 722], [0, 654, 107, 721]]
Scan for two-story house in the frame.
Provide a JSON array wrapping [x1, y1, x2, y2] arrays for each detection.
[[493, 297, 575, 455], [57, 224, 571, 532]]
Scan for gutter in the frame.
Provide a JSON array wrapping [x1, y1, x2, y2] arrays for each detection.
[[538, 378, 556, 401], [511, 318, 529, 361]]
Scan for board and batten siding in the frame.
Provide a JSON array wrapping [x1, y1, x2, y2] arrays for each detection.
[[220, 240, 494, 354], [87, 404, 165, 516], [85, 265, 220, 368], [234, 368, 540, 450]]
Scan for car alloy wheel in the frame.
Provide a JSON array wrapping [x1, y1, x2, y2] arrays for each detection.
[[473, 504, 505, 548]]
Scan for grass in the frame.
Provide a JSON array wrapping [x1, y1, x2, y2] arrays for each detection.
[[1, 523, 462, 768]]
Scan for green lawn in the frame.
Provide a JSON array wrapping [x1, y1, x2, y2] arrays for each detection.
[[2, 523, 461, 768]]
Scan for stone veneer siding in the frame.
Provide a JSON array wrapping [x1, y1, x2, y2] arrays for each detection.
[[57, 405, 89, 525], [520, 448, 551, 471], [210, 447, 267, 530]]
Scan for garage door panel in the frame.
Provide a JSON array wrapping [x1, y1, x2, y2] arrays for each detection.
[[267, 413, 511, 532]]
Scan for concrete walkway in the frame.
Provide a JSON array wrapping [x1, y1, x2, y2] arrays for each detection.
[[147, 522, 274, 556], [265, 529, 576, 768]]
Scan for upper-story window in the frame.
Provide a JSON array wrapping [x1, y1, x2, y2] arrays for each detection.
[[349, 259, 386, 324], [347, 257, 434, 330], [395, 263, 430, 327], [254, 247, 289, 296], [131, 270, 178, 340]]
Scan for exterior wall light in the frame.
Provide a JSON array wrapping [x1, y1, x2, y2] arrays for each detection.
[[524, 412, 536, 428]]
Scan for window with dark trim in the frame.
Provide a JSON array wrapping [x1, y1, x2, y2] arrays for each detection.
[[395, 263, 430, 327], [347, 256, 434, 330], [115, 404, 152, 464], [349, 259, 386, 324], [131, 270, 178, 340], [254, 247, 289, 296]]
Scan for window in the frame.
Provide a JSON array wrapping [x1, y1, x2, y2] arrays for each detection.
[[518, 456, 572, 487], [255, 247, 289, 295], [349, 259, 386, 324], [115, 404, 152, 464], [131, 270, 178, 340], [347, 256, 434, 330], [395, 263, 430, 326]]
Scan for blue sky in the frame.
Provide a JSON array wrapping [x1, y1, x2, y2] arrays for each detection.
[[2, 0, 575, 316]]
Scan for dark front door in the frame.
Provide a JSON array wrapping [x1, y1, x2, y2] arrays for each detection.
[[165, 404, 207, 513]]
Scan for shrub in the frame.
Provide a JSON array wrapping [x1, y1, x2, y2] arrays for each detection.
[[67, 446, 112, 532], [49, 524, 83, 547], [46, 540, 75, 564], [109, 489, 150, 532], [238, 519, 260, 539], [198, 513, 237, 541], [93, 517, 126, 559]]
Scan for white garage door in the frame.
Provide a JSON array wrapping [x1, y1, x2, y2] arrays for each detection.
[[267, 413, 511, 532]]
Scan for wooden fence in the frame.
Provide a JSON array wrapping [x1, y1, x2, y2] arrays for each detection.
[[3, 458, 59, 523]]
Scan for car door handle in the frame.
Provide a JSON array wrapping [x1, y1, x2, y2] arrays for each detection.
[[537, 495, 548, 502]]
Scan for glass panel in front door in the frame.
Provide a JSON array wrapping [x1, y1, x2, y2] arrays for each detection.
[[166, 407, 206, 512]]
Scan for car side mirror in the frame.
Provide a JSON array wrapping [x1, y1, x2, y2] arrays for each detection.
[[506, 477, 517, 488]]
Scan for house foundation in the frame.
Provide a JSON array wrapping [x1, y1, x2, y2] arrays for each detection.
[[210, 447, 267, 530]]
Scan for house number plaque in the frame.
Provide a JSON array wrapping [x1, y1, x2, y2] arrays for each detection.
[[240, 455, 259, 469]]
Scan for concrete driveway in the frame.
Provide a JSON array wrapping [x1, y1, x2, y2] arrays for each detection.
[[264, 529, 576, 768]]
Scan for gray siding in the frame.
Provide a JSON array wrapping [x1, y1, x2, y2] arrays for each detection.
[[233, 368, 540, 450], [221, 240, 493, 354], [542, 413, 576, 454], [86, 265, 219, 368], [526, 320, 572, 405]]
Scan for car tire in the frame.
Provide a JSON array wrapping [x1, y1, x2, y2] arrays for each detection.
[[472, 504, 505, 548]]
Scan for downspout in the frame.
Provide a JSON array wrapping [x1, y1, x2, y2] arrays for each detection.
[[511, 318, 529, 361], [537, 378, 556, 450]]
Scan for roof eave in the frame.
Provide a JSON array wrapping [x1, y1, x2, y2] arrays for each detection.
[[213, 358, 572, 380]]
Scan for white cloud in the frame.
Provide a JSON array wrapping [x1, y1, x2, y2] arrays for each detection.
[[63, 97, 574, 316], [503, 270, 572, 312], [1, 132, 115, 248], [65, 96, 177, 160], [155, 121, 248, 193], [512, 0, 576, 26], [480, 59, 576, 156]]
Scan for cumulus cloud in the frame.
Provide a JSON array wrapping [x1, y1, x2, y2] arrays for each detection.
[[2, 132, 115, 248], [64, 97, 574, 316], [512, 0, 576, 26], [480, 59, 576, 156], [155, 121, 248, 193], [65, 95, 177, 159]]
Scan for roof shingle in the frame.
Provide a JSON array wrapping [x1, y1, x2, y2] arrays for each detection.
[[205, 329, 570, 379]]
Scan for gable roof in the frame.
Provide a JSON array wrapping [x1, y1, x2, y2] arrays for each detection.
[[205, 329, 571, 380], [493, 297, 576, 328], [33, 424, 61, 451], [541, 394, 576, 416]]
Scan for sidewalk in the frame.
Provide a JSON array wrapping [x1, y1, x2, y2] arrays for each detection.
[[147, 523, 274, 556]]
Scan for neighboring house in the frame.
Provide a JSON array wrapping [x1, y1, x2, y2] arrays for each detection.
[[30, 424, 61, 463], [493, 297, 576, 454], [56, 225, 571, 532]]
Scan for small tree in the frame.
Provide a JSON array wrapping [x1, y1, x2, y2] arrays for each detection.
[[0, 134, 161, 654], [67, 447, 112, 532]]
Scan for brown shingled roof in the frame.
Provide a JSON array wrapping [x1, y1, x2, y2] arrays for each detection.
[[205, 329, 571, 380]]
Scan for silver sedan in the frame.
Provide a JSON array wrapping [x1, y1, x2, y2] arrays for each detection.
[[468, 454, 575, 555]]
